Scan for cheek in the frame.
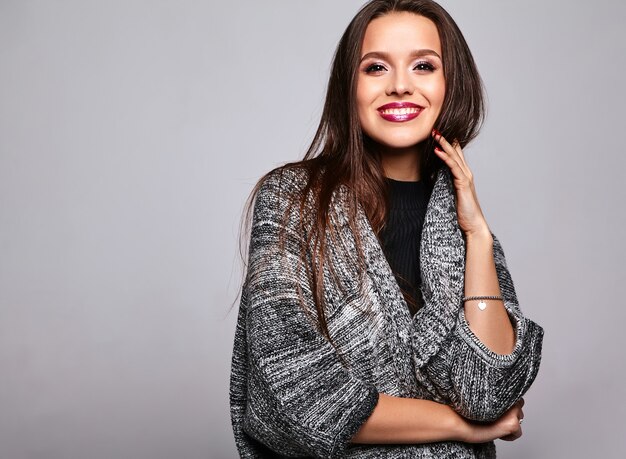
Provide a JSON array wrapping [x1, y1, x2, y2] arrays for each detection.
[[429, 77, 446, 107], [356, 82, 373, 127], [356, 81, 371, 111], [356, 76, 386, 106]]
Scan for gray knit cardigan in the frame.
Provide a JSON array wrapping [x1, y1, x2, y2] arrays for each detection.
[[229, 165, 544, 458]]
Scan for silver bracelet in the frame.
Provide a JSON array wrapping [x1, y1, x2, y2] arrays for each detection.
[[462, 295, 504, 310]]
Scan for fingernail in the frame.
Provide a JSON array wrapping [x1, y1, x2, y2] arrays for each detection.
[[432, 128, 442, 137], [434, 146, 443, 153]]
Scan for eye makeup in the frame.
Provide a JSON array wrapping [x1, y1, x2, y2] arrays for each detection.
[[362, 60, 438, 74]]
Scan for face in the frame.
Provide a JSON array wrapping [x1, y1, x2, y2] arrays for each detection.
[[356, 12, 445, 153]]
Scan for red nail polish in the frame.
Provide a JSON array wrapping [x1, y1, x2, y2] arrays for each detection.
[[434, 146, 443, 152], [433, 128, 442, 137]]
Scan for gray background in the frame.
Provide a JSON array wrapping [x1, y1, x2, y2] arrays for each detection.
[[1, 1, 624, 458]]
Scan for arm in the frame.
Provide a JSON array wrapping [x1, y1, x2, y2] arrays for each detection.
[[425, 133, 544, 422], [463, 228, 515, 354], [433, 133, 526, 353], [352, 394, 465, 444], [352, 393, 525, 445], [240, 169, 379, 458], [426, 232, 543, 421]]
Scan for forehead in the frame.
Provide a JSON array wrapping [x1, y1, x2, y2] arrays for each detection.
[[361, 12, 441, 56]]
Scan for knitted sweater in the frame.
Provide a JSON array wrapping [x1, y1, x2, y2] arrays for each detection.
[[379, 177, 430, 316], [229, 165, 544, 458]]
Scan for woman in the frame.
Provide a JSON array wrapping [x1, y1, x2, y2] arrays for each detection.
[[229, 0, 544, 457]]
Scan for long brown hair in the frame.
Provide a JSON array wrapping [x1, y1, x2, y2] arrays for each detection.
[[238, 0, 486, 349]]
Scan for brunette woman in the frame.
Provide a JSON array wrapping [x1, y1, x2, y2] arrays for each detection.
[[229, 1, 544, 457]]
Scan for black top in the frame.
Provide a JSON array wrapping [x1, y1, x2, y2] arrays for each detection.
[[379, 177, 431, 316]]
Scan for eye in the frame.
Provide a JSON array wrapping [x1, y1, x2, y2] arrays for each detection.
[[364, 63, 387, 74], [414, 61, 436, 72]]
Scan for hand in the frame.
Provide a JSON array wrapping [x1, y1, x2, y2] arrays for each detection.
[[460, 398, 525, 444], [431, 129, 490, 237]]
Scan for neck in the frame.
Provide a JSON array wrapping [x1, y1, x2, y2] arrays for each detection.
[[380, 145, 422, 181]]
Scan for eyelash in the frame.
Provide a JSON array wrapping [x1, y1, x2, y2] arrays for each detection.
[[364, 61, 436, 73]]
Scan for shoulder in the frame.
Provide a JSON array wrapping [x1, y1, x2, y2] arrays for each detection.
[[249, 164, 314, 230], [255, 164, 310, 203], [251, 160, 350, 228]]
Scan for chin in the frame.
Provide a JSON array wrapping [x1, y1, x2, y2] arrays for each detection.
[[371, 134, 429, 150]]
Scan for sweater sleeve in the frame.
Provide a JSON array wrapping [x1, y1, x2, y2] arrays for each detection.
[[423, 232, 544, 422], [240, 169, 379, 458]]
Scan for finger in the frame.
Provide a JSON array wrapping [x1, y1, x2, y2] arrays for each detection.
[[432, 130, 471, 178], [453, 140, 470, 171], [500, 428, 522, 442], [505, 421, 523, 441], [432, 130, 467, 178], [433, 145, 467, 180], [432, 128, 453, 150], [450, 139, 473, 179], [432, 129, 461, 164]]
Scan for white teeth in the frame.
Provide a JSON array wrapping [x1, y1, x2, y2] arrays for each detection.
[[381, 107, 421, 115]]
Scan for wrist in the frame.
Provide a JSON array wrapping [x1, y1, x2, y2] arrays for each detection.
[[464, 225, 493, 244]]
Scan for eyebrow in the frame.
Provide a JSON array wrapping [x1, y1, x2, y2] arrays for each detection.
[[360, 49, 441, 62]]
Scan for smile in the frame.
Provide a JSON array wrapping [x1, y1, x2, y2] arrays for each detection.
[[377, 102, 424, 122]]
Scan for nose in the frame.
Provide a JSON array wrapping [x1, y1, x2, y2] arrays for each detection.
[[386, 69, 414, 96]]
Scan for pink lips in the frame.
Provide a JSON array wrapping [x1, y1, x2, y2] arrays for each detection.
[[377, 102, 424, 122]]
